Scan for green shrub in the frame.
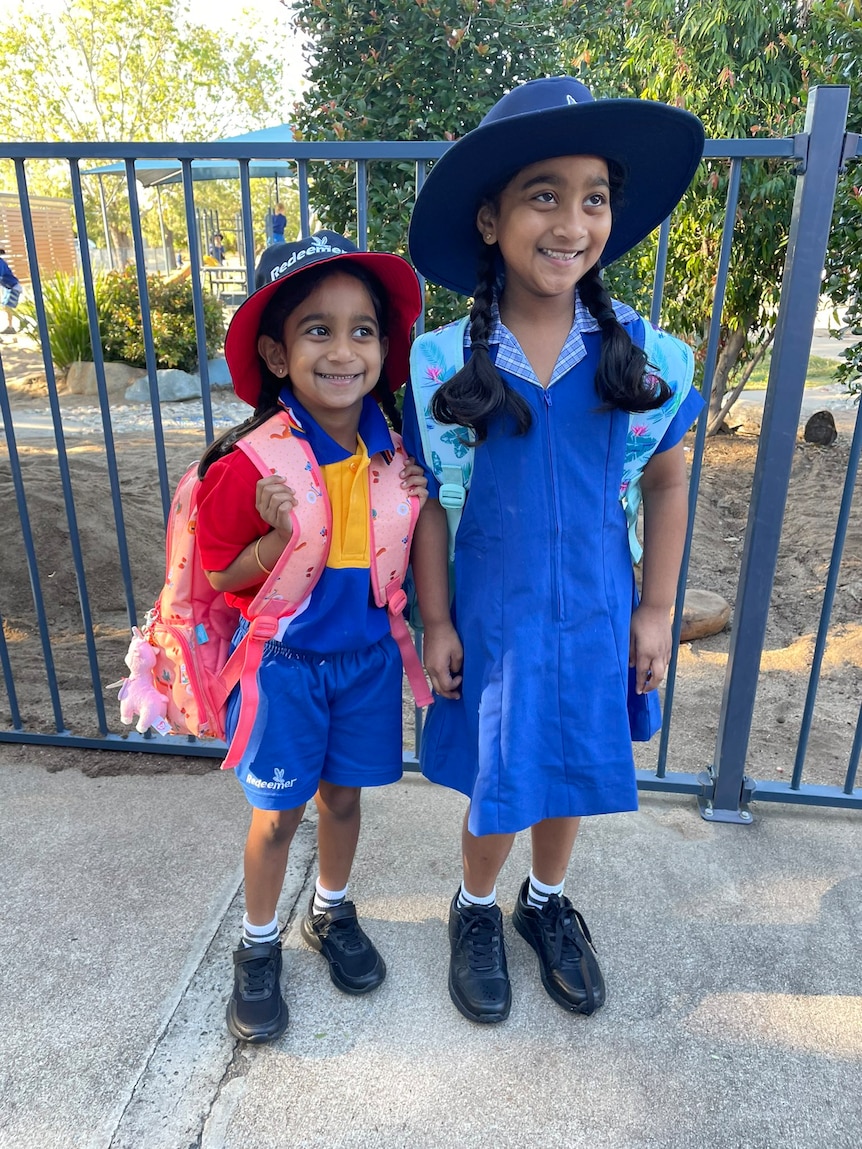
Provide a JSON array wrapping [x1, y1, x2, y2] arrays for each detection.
[[100, 267, 224, 373], [18, 268, 224, 374], [17, 272, 114, 371]]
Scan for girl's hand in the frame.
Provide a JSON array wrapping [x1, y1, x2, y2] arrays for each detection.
[[629, 603, 672, 694], [422, 620, 464, 699], [400, 457, 429, 509], [255, 474, 297, 542]]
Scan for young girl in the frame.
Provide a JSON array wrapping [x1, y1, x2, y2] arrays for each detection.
[[196, 231, 427, 1043], [404, 78, 705, 1023]]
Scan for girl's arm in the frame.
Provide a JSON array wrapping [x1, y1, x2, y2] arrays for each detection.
[[411, 499, 463, 699], [207, 458, 427, 593], [205, 475, 297, 593], [629, 441, 689, 694]]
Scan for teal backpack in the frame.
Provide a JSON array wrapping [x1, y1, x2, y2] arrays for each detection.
[[408, 315, 695, 566]]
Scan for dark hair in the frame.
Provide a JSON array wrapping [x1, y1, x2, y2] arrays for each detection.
[[431, 159, 670, 444], [199, 261, 399, 477]]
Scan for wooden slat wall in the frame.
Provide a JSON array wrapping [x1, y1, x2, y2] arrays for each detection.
[[0, 193, 77, 283]]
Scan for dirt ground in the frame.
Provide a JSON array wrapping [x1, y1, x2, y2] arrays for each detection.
[[1, 337, 860, 794]]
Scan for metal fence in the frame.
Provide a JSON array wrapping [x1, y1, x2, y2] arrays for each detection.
[[1, 85, 860, 822]]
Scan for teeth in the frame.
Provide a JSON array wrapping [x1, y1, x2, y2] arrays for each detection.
[[541, 249, 579, 260]]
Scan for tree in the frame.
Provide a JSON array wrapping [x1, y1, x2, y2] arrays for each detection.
[[804, 0, 862, 394], [290, 0, 575, 324], [0, 0, 285, 264], [561, 0, 862, 429]]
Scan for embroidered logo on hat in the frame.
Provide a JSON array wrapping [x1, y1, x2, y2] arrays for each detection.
[[268, 237, 350, 282]]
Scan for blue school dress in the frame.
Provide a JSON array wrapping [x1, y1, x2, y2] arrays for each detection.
[[404, 300, 704, 836]]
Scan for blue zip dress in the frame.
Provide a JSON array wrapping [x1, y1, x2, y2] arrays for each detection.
[[403, 304, 704, 836]]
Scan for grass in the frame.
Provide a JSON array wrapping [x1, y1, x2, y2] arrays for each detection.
[[744, 352, 837, 390]]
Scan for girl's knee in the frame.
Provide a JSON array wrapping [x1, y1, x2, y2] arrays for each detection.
[[249, 803, 305, 846], [316, 782, 361, 820]]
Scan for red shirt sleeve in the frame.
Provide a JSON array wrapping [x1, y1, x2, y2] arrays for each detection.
[[196, 449, 269, 574]]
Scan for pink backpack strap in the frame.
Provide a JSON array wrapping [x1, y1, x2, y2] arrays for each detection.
[[219, 410, 331, 770], [368, 434, 432, 708]]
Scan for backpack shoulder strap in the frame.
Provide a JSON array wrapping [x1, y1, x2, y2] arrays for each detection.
[[621, 322, 696, 564], [367, 430, 431, 707], [220, 409, 333, 769], [409, 316, 471, 560], [236, 409, 332, 620]]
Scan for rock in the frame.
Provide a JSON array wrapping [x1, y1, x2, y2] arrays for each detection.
[[201, 356, 233, 389], [803, 410, 838, 445], [124, 358, 233, 402], [125, 368, 201, 403], [676, 588, 731, 642], [64, 360, 146, 397]]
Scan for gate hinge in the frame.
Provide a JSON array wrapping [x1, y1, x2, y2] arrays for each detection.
[[840, 132, 860, 173], [792, 132, 810, 174], [697, 769, 756, 825]]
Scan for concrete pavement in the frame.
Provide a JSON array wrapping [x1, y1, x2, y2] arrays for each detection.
[[0, 752, 860, 1149]]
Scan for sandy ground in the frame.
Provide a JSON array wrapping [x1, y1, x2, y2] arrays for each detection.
[[1, 334, 860, 794]]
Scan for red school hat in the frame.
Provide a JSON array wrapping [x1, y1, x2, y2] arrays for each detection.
[[225, 230, 423, 407]]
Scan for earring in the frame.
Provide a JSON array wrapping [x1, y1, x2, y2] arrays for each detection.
[[485, 233, 494, 243]]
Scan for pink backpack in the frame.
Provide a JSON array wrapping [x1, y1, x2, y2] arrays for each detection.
[[133, 408, 431, 768]]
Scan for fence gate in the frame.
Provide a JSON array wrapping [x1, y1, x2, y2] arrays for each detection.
[[1, 87, 860, 821]]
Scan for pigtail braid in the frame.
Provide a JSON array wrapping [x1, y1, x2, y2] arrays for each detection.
[[198, 370, 282, 478], [374, 380, 403, 434], [431, 243, 531, 443], [578, 265, 671, 413]]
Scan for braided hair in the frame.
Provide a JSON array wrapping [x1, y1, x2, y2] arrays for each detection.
[[430, 241, 531, 442], [199, 262, 400, 478], [577, 265, 671, 412], [430, 160, 669, 443]]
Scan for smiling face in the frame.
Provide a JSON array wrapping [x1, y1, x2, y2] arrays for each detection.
[[257, 270, 388, 436], [476, 154, 612, 309]]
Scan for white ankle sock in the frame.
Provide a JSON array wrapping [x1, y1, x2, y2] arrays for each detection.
[[313, 879, 348, 916], [242, 911, 279, 947], [527, 871, 564, 910], [457, 882, 497, 910]]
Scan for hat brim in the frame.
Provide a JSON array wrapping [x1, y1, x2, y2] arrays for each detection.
[[225, 251, 422, 406], [408, 100, 705, 297]]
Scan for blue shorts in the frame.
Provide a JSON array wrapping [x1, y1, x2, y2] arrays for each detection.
[[225, 629, 404, 810]]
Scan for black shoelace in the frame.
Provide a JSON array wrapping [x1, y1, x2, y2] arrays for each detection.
[[458, 907, 503, 972], [239, 953, 278, 997], [541, 895, 594, 969], [326, 916, 367, 955]]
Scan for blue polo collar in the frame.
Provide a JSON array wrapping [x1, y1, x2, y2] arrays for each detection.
[[277, 389, 394, 464]]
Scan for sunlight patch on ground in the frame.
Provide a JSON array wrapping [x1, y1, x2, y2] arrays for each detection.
[[686, 992, 862, 1060], [676, 623, 862, 675], [672, 877, 839, 926]]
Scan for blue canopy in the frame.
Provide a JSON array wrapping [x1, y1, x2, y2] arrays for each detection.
[[81, 124, 295, 186]]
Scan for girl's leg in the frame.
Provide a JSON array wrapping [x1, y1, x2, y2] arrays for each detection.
[[462, 809, 516, 897], [314, 780, 361, 892], [513, 815, 605, 1016], [448, 808, 516, 1025], [243, 804, 305, 924], [529, 816, 580, 885], [227, 803, 304, 1045], [301, 782, 385, 995]]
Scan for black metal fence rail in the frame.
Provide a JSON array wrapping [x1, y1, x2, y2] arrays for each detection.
[[1, 86, 859, 821]]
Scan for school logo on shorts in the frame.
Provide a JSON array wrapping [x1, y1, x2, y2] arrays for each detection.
[[245, 767, 296, 790]]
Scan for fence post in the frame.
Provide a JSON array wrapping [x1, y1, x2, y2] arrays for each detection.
[[702, 85, 852, 824]]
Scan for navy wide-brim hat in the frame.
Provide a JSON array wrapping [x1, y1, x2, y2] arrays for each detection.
[[225, 230, 422, 406], [408, 77, 705, 297]]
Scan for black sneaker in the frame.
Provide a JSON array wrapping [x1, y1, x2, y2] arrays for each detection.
[[300, 899, 386, 994], [448, 893, 511, 1024], [512, 879, 606, 1015], [226, 941, 289, 1043]]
